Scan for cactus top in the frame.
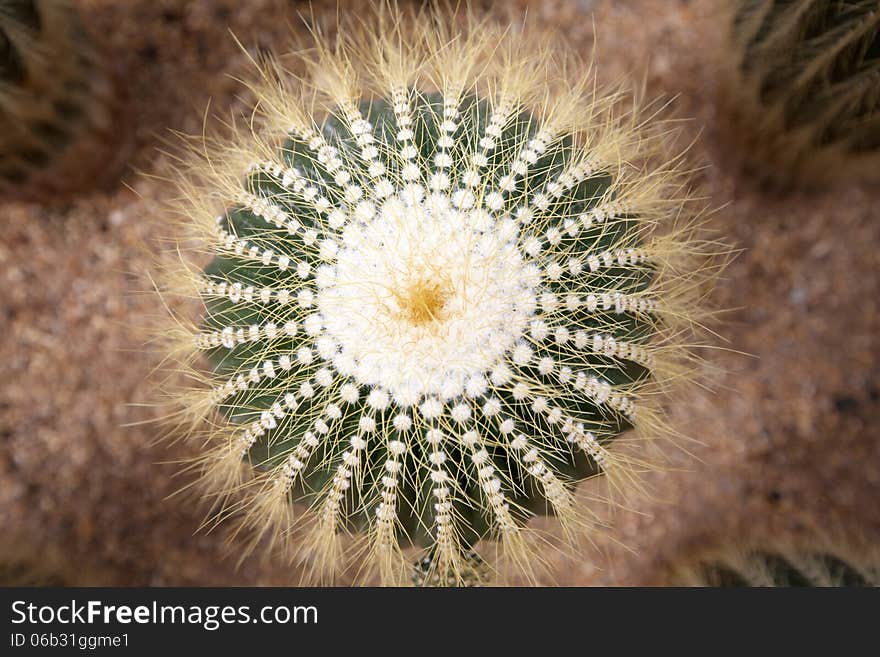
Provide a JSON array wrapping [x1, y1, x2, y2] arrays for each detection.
[[318, 172, 537, 405], [159, 7, 711, 585]]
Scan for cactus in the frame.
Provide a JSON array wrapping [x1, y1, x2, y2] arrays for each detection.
[[718, 0, 880, 187], [157, 5, 717, 585], [0, 559, 70, 586], [0, 0, 129, 201], [0, 542, 94, 586], [672, 545, 880, 587]]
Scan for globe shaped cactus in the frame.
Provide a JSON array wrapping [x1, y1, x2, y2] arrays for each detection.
[[157, 7, 715, 585]]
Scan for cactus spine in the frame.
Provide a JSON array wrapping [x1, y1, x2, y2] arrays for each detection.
[[157, 6, 716, 585]]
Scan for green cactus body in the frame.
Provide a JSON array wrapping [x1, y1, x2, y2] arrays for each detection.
[[161, 8, 712, 585], [722, 0, 880, 186], [205, 93, 642, 544], [0, 0, 128, 201]]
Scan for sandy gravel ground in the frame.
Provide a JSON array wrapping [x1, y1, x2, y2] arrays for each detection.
[[0, 0, 877, 585]]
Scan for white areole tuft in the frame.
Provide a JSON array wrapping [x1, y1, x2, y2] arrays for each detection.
[[318, 188, 539, 407]]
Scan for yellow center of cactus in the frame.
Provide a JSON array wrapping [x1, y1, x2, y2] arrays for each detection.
[[396, 278, 451, 326]]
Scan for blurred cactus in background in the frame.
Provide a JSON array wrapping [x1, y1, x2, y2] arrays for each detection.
[[0, 559, 69, 586], [672, 544, 879, 586], [0, 0, 130, 202], [0, 541, 101, 586], [719, 0, 880, 187], [156, 4, 720, 586]]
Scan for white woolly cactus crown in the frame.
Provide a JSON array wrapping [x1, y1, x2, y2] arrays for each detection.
[[157, 4, 716, 586]]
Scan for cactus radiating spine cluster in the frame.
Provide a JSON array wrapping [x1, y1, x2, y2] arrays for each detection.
[[0, 0, 127, 201], [721, 0, 880, 186], [158, 5, 715, 585]]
